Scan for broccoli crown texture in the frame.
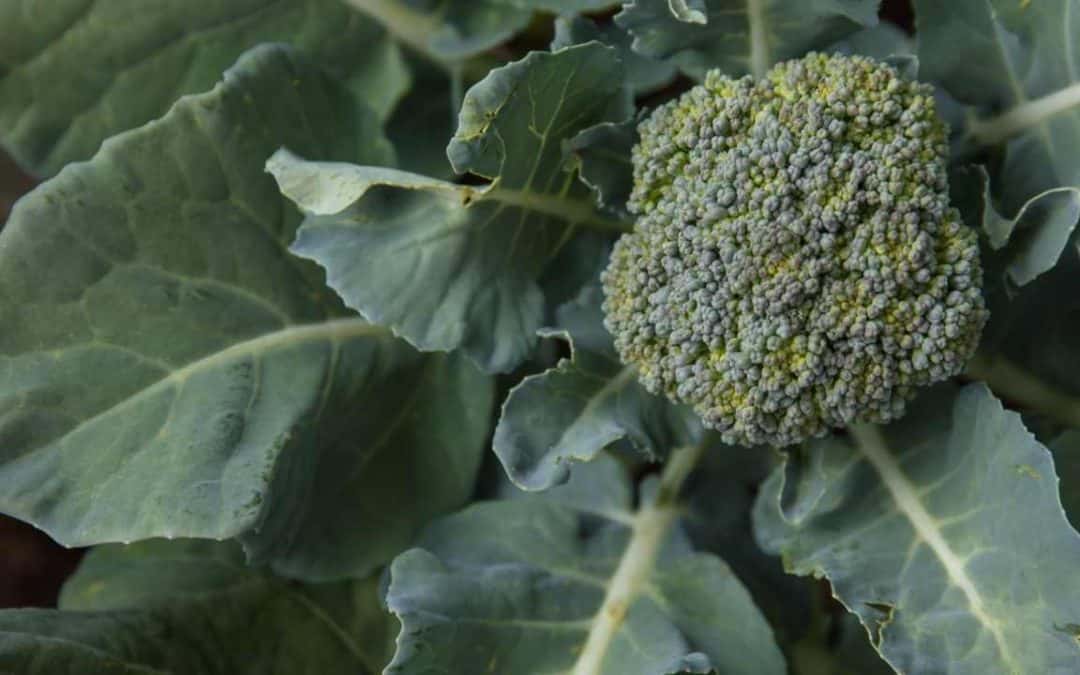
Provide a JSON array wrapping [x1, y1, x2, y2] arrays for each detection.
[[601, 52, 988, 447]]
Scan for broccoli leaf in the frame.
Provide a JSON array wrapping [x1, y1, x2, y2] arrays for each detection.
[[829, 22, 914, 62], [754, 384, 1080, 675], [1048, 430, 1080, 529], [385, 456, 786, 675], [667, 0, 710, 24], [916, 0, 1080, 215], [345, 0, 533, 63], [615, 0, 879, 79], [488, 0, 619, 9], [552, 16, 679, 96], [271, 43, 634, 373], [0, 0, 408, 177], [0, 44, 492, 581], [493, 283, 701, 490], [567, 118, 640, 216], [951, 165, 1080, 288], [0, 540, 392, 674]]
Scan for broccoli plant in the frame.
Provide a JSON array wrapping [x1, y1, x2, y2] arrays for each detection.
[[0, 1, 1079, 674]]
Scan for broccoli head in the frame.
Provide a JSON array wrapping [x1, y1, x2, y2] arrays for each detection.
[[601, 52, 988, 447]]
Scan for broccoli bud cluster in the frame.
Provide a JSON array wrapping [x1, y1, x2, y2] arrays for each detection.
[[601, 52, 988, 447]]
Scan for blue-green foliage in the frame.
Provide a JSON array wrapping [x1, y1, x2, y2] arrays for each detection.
[[1, 2, 1079, 675]]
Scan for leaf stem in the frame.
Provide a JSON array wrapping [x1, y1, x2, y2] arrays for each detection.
[[569, 442, 705, 675], [484, 185, 634, 233], [967, 81, 1080, 147], [965, 351, 1080, 428], [747, 0, 770, 79]]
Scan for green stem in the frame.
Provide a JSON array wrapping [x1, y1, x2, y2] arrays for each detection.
[[747, 0, 770, 79], [482, 184, 633, 233], [569, 442, 705, 675], [967, 81, 1080, 147], [965, 351, 1080, 428]]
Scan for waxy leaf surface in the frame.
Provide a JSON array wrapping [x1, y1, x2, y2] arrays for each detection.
[[0, 539, 391, 674], [755, 384, 1080, 674], [273, 44, 633, 373], [0, 45, 491, 581], [0, 0, 407, 175]]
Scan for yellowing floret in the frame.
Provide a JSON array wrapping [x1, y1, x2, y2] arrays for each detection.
[[601, 52, 988, 447]]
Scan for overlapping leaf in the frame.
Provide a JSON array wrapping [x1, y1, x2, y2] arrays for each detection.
[[951, 165, 1080, 288], [829, 21, 914, 62], [271, 43, 633, 373], [0, 45, 492, 581], [616, 0, 879, 78], [949, 163, 1080, 423], [754, 384, 1080, 674], [916, 0, 1080, 215], [492, 0, 618, 9], [345, 0, 532, 62], [385, 456, 786, 675], [494, 283, 701, 490], [566, 119, 640, 216], [552, 16, 678, 96], [0, 0, 408, 176], [0, 540, 392, 674]]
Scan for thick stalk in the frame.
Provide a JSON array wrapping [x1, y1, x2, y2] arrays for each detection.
[[968, 81, 1080, 147], [569, 442, 705, 675], [965, 351, 1080, 429]]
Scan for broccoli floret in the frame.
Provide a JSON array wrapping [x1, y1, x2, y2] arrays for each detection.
[[601, 52, 988, 447]]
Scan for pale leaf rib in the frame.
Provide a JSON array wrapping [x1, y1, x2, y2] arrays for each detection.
[[568, 441, 705, 675], [849, 423, 1019, 674], [29, 318, 385, 457]]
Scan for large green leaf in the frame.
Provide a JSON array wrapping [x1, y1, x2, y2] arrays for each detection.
[[754, 384, 1080, 674], [615, 0, 878, 79], [385, 455, 786, 675], [552, 16, 678, 96], [494, 283, 701, 490], [916, 0, 1080, 215], [270, 43, 633, 373], [345, 0, 532, 61], [0, 45, 491, 581], [0, 540, 392, 674], [0, 0, 408, 177]]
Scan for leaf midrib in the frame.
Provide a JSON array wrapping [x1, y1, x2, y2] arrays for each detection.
[[24, 318, 385, 457], [850, 423, 1020, 673]]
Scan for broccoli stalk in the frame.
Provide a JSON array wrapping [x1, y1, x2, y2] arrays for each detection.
[[602, 53, 988, 447]]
